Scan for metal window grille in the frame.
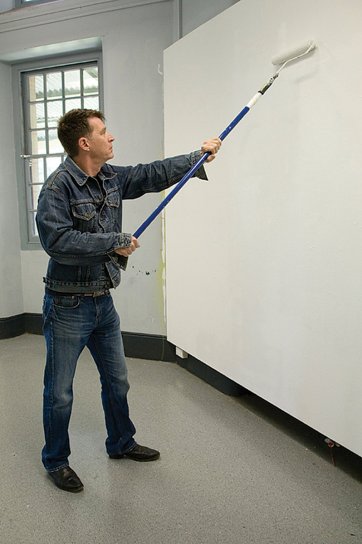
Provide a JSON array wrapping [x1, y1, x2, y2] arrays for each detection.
[[21, 62, 100, 242]]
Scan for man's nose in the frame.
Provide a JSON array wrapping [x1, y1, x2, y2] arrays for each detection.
[[109, 133, 115, 142]]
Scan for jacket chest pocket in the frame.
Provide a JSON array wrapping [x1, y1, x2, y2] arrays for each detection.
[[106, 190, 120, 209], [71, 201, 97, 232]]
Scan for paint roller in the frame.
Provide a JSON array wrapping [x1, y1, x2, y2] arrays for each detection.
[[133, 40, 317, 240]]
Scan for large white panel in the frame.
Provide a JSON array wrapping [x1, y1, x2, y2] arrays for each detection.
[[164, 0, 362, 456]]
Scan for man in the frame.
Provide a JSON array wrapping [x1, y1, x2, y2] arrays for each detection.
[[36, 108, 221, 493]]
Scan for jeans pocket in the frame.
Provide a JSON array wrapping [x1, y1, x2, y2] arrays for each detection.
[[53, 295, 80, 309]]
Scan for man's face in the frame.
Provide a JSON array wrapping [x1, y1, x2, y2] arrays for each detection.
[[86, 116, 115, 163]]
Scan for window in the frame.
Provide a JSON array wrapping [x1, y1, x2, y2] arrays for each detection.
[[18, 60, 102, 244]]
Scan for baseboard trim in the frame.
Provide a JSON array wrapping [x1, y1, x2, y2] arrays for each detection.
[[0, 313, 25, 339], [24, 313, 43, 335], [122, 331, 175, 362]]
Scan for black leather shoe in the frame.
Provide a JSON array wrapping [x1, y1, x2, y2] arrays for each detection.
[[48, 466, 84, 493], [109, 444, 160, 462]]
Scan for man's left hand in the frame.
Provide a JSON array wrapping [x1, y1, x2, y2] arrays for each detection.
[[201, 137, 222, 162]]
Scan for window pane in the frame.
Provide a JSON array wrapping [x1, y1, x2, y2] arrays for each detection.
[[30, 158, 45, 184], [48, 129, 63, 153], [29, 102, 45, 129], [46, 72, 62, 99], [46, 156, 62, 177], [83, 96, 99, 110], [29, 74, 44, 101], [83, 67, 99, 95], [31, 130, 46, 154], [65, 70, 81, 98], [47, 100, 63, 127], [65, 98, 82, 112]]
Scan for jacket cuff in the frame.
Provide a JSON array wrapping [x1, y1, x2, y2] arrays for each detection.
[[116, 232, 132, 249], [190, 150, 208, 181], [107, 233, 132, 271]]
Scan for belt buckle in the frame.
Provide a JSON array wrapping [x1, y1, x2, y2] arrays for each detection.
[[83, 289, 108, 297], [93, 289, 108, 297]]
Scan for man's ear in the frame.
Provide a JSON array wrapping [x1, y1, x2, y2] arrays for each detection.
[[78, 136, 89, 152]]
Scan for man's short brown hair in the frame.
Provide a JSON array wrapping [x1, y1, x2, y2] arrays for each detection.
[[57, 109, 105, 157]]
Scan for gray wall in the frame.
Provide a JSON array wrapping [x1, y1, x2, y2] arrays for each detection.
[[0, 0, 13, 13], [0, 0, 237, 332], [0, 61, 23, 318], [181, 0, 238, 35]]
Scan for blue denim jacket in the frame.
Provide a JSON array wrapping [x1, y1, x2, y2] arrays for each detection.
[[36, 153, 206, 293]]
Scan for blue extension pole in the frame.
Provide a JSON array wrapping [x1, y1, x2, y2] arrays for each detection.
[[133, 75, 278, 239]]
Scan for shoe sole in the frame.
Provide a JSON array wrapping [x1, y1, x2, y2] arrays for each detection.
[[124, 453, 160, 462], [109, 453, 160, 462], [55, 484, 84, 493]]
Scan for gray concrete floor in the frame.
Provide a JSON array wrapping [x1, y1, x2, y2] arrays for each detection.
[[0, 334, 361, 544]]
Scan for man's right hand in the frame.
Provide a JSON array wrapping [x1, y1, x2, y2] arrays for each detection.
[[114, 236, 140, 257]]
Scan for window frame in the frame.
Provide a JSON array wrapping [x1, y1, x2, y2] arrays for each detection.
[[12, 51, 103, 249], [15, 0, 58, 7]]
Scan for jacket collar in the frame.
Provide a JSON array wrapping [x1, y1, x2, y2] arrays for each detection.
[[64, 156, 116, 186]]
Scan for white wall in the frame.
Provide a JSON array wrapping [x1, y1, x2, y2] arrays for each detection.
[[0, 62, 24, 318], [164, 0, 362, 456], [0, 0, 236, 330]]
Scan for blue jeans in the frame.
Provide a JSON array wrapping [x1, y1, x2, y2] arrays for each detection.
[[42, 292, 136, 472]]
